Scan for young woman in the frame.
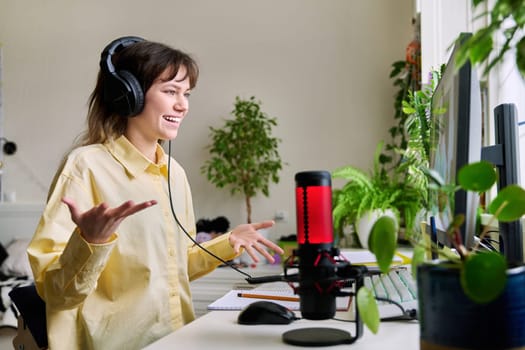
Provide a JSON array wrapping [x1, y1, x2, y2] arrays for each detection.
[[27, 36, 283, 350]]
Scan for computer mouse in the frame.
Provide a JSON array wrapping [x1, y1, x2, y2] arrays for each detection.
[[237, 301, 298, 325]]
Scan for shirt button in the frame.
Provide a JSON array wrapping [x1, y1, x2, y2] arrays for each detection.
[[168, 248, 175, 256]]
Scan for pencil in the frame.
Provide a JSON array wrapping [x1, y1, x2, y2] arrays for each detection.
[[237, 292, 300, 302]]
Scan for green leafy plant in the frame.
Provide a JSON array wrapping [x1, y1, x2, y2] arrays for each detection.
[[332, 69, 441, 250], [332, 142, 427, 273], [333, 143, 421, 233], [423, 161, 525, 302], [456, 0, 525, 78], [384, 12, 422, 174], [403, 68, 442, 165], [201, 96, 284, 223], [380, 58, 422, 179], [356, 161, 525, 333], [383, 60, 414, 169]]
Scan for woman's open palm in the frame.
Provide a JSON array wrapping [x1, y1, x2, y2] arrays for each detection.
[[62, 197, 157, 244]]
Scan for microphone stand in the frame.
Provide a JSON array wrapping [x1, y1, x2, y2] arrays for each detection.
[[246, 248, 368, 347]]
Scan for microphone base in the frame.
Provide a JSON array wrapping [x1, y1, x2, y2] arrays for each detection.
[[282, 327, 355, 346]]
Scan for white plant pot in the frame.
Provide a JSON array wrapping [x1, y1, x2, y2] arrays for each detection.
[[355, 209, 398, 249]]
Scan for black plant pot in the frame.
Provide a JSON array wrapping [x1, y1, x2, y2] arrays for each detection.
[[417, 262, 525, 350]]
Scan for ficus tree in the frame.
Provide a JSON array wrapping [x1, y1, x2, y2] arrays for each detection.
[[201, 96, 284, 223]]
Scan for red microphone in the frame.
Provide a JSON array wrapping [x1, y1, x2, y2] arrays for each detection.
[[281, 171, 365, 346], [294, 171, 338, 320]]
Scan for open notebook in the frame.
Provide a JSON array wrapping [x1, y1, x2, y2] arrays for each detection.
[[207, 282, 351, 311]]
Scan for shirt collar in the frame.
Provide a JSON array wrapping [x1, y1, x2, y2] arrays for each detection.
[[105, 135, 169, 178]]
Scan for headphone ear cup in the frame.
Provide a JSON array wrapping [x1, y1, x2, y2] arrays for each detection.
[[118, 70, 144, 116], [104, 69, 144, 117], [99, 36, 145, 117]]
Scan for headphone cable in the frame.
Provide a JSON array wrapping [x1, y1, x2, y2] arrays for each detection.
[[166, 140, 253, 280]]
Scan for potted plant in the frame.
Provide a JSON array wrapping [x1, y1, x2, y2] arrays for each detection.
[[355, 161, 525, 349], [201, 96, 284, 224], [332, 69, 441, 255], [331, 142, 424, 276], [333, 142, 413, 243]]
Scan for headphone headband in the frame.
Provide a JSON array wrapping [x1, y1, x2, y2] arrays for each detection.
[[100, 36, 145, 74]]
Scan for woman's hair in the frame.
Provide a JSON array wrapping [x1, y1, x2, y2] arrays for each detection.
[[77, 40, 199, 146]]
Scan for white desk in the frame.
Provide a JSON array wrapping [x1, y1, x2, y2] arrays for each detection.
[[143, 310, 419, 349], [155, 250, 419, 349]]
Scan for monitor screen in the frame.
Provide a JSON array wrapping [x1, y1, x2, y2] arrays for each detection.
[[429, 32, 482, 250]]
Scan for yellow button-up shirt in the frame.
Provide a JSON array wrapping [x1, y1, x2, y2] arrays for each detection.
[[27, 136, 237, 350]]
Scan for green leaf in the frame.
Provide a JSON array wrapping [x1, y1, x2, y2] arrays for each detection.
[[451, 213, 466, 228], [356, 287, 380, 334], [390, 60, 407, 77], [402, 106, 416, 115], [457, 161, 497, 192], [410, 245, 426, 280], [488, 184, 525, 222], [492, 1, 513, 19], [460, 251, 507, 304], [424, 167, 446, 187], [517, 36, 525, 78], [467, 29, 494, 65], [369, 216, 398, 274]]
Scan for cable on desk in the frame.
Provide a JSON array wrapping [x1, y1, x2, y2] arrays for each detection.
[[374, 296, 418, 321], [331, 295, 418, 323]]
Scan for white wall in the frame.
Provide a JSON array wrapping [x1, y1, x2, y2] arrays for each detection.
[[420, 0, 474, 79], [0, 0, 414, 241]]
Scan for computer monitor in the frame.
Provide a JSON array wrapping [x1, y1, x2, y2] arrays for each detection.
[[481, 103, 523, 264], [428, 32, 482, 250]]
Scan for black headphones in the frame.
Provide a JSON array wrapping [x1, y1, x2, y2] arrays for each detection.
[[100, 36, 145, 117]]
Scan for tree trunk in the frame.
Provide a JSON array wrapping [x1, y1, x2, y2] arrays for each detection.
[[245, 195, 252, 223]]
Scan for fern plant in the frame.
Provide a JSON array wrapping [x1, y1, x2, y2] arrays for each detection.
[[332, 142, 426, 246], [333, 144, 397, 229]]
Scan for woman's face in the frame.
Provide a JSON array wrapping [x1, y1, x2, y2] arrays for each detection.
[[126, 66, 191, 146]]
